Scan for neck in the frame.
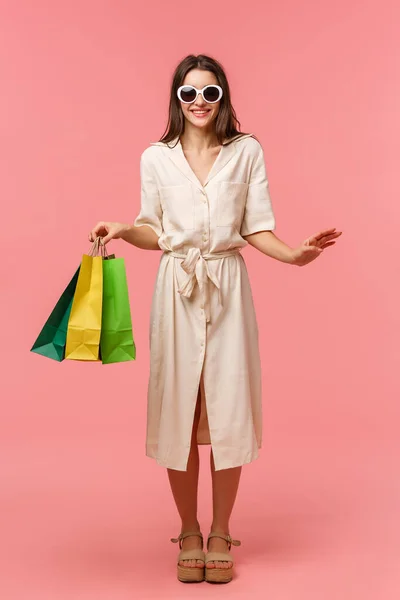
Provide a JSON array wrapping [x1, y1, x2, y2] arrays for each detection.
[[180, 125, 220, 151]]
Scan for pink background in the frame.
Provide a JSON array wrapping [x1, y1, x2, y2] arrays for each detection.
[[1, 0, 399, 598]]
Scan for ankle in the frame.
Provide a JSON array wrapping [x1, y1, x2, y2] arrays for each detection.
[[210, 523, 230, 534], [181, 519, 201, 533]]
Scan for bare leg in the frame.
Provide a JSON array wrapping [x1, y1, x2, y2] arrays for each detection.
[[167, 390, 204, 569], [206, 450, 242, 570]]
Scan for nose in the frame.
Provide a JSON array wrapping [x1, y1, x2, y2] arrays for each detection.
[[193, 92, 207, 106]]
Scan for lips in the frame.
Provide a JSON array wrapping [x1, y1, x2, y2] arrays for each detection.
[[191, 109, 210, 117]]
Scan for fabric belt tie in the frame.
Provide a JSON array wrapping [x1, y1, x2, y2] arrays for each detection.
[[165, 247, 241, 323]]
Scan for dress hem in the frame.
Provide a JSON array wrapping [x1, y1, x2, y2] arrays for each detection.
[[145, 445, 261, 472]]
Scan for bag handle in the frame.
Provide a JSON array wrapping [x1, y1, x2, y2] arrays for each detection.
[[100, 240, 110, 259], [88, 236, 110, 258]]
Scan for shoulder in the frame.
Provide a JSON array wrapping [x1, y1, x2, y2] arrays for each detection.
[[140, 144, 163, 166], [231, 133, 264, 157], [141, 136, 179, 160]]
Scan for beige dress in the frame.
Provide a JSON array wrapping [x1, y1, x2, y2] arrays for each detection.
[[134, 133, 276, 471]]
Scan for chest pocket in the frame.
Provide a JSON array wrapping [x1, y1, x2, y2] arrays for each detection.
[[159, 184, 195, 231], [217, 181, 249, 227]]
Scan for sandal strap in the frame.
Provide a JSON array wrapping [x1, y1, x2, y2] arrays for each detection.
[[170, 531, 204, 550], [207, 531, 241, 551], [177, 548, 205, 563], [205, 550, 234, 563]]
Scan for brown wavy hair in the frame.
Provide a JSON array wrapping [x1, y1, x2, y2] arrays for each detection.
[[158, 54, 253, 147]]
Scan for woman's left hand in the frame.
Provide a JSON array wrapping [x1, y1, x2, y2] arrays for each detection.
[[290, 227, 342, 266]]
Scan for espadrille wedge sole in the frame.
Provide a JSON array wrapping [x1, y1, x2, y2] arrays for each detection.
[[204, 532, 241, 583], [170, 531, 205, 582]]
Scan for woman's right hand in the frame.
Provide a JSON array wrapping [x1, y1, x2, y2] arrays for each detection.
[[88, 221, 130, 245]]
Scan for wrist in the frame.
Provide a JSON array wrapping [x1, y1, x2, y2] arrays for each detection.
[[120, 223, 133, 241], [286, 247, 297, 265]]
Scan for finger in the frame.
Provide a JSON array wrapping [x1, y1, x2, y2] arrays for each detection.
[[321, 232, 342, 243], [312, 228, 337, 242], [93, 222, 106, 236], [89, 222, 107, 243], [318, 227, 337, 236], [305, 228, 338, 246], [101, 232, 113, 245], [321, 241, 336, 248]]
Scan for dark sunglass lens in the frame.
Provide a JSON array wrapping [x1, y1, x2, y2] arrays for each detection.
[[203, 86, 220, 102], [180, 86, 196, 102]]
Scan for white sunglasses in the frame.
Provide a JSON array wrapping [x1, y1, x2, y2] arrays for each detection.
[[177, 84, 223, 104]]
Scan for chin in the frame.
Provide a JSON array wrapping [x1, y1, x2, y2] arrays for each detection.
[[191, 119, 211, 128]]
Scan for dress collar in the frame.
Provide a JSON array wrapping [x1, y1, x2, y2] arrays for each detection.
[[150, 133, 254, 191]]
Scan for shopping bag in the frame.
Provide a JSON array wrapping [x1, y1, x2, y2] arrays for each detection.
[[64, 238, 103, 361], [100, 255, 136, 364], [30, 266, 81, 361]]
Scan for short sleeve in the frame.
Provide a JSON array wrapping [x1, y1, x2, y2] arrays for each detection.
[[240, 144, 276, 237], [134, 151, 163, 237]]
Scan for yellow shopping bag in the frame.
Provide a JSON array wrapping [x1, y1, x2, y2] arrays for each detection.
[[65, 238, 103, 361]]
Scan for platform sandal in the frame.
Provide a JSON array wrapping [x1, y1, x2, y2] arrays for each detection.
[[170, 531, 205, 582], [204, 531, 241, 583]]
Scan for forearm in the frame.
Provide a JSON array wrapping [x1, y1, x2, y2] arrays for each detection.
[[120, 223, 161, 250], [244, 230, 294, 264]]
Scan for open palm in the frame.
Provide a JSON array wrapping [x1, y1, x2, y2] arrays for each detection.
[[291, 227, 342, 266]]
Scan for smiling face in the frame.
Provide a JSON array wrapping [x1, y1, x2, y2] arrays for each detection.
[[178, 68, 221, 132]]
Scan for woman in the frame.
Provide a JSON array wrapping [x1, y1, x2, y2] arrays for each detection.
[[89, 54, 342, 584]]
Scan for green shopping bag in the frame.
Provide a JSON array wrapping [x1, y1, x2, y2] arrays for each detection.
[[100, 255, 136, 364], [30, 266, 81, 361]]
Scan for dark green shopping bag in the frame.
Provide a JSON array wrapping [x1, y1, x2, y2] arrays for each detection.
[[100, 256, 136, 364], [30, 266, 81, 361]]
